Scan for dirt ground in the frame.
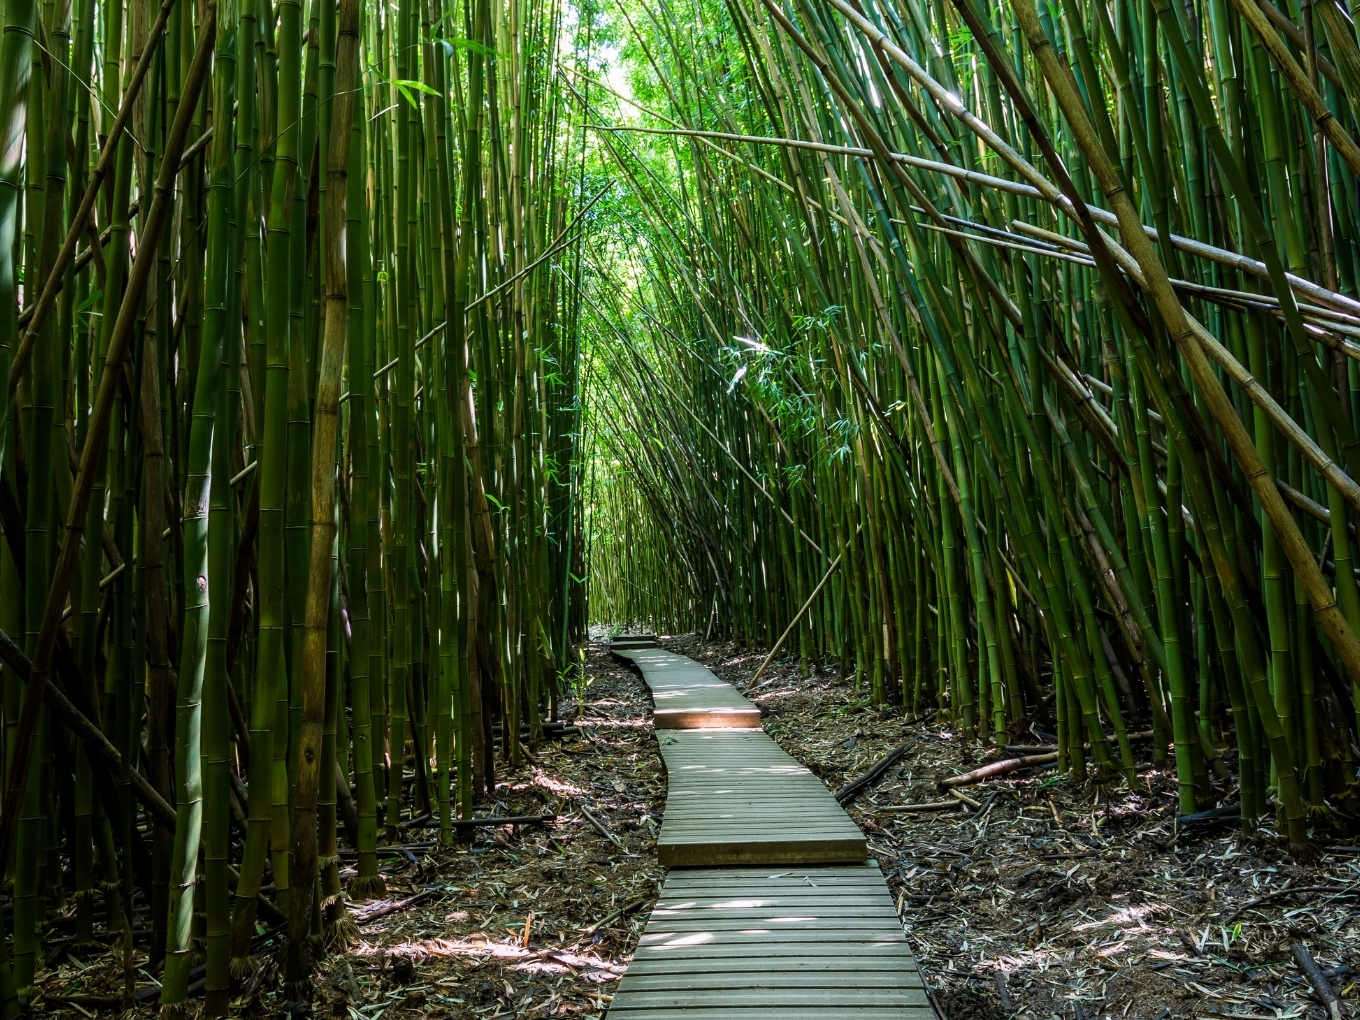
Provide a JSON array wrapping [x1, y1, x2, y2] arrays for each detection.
[[34, 634, 1360, 1018], [665, 633, 1360, 1020]]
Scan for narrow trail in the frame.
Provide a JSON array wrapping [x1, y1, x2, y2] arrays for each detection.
[[607, 637, 933, 1018]]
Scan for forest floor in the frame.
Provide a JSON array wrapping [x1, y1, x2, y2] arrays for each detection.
[[37, 641, 665, 1019], [297, 640, 667, 1019], [35, 635, 1360, 1018], [665, 633, 1360, 1020]]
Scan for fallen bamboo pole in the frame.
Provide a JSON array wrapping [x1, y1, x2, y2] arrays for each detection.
[[938, 753, 1060, 790]]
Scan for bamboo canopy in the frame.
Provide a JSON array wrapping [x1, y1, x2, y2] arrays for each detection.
[[0, 0, 1357, 1004]]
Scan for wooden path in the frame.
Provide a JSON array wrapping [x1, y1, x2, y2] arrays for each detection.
[[607, 639, 932, 1019], [654, 729, 865, 866], [612, 642, 762, 729]]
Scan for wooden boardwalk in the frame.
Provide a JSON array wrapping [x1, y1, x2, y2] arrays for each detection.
[[612, 644, 762, 729], [656, 729, 865, 866], [609, 866, 931, 1018], [608, 641, 931, 1019]]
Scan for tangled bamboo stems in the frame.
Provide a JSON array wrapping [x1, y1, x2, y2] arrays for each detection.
[[582, 0, 1360, 844], [0, 0, 591, 1005], [4, 0, 1360, 1000]]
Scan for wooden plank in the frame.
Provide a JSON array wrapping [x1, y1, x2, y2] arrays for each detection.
[[612, 864, 930, 1019], [607, 1008, 936, 1019], [640, 925, 906, 941], [644, 908, 903, 924], [658, 872, 888, 883], [632, 946, 922, 964], [657, 822, 868, 833], [655, 729, 865, 867], [655, 885, 890, 897], [656, 708, 763, 728], [652, 896, 894, 909], [660, 872, 888, 887], [625, 959, 923, 980], [657, 817, 867, 828], [629, 947, 918, 964], [617, 973, 923, 991], [648, 906, 900, 921], [657, 842, 865, 867], [637, 907, 908, 922], [652, 891, 897, 904], [638, 930, 911, 947], [626, 945, 916, 961], [616, 648, 762, 728], [610, 988, 931, 1008], [657, 875, 888, 884]]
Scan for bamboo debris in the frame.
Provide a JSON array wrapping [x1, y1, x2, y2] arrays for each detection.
[[940, 754, 1061, 790]]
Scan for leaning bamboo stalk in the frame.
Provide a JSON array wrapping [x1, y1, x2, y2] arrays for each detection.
[[751, 547, 848, 685], [1011, 0, 1318, 841], [0, 627, 175, 826], [1228, 0, 1360, 180], [1090, 224, 1360, 518]]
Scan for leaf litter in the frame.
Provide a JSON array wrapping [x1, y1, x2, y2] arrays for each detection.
[[31, 640, 663, 1018]]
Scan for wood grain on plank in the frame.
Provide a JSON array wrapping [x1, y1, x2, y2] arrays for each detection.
[[615, 647, 762, 728], [655, 729, 866, 867]]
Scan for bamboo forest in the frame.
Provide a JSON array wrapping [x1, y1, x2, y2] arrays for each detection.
[[3, 0, 1360, 1007]]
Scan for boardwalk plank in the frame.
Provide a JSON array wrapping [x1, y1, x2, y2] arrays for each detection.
[[655, 729, 865, 866], [617, 973, 924, 991], [637, 930, 912, 947], [612, 988, 930, 1006], [613, 647, 763, 728], [608, 1009, 935, 1019], [630, 947, 918, 962], [616, 865, 930, 1017], [625, 961, 923, 981]]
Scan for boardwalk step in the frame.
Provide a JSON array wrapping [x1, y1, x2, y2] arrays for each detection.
[[655, 728, 866, 867], [610, 634, 660, 652], [613, 646, 762, 729], [611, 866, 932, 1018]]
